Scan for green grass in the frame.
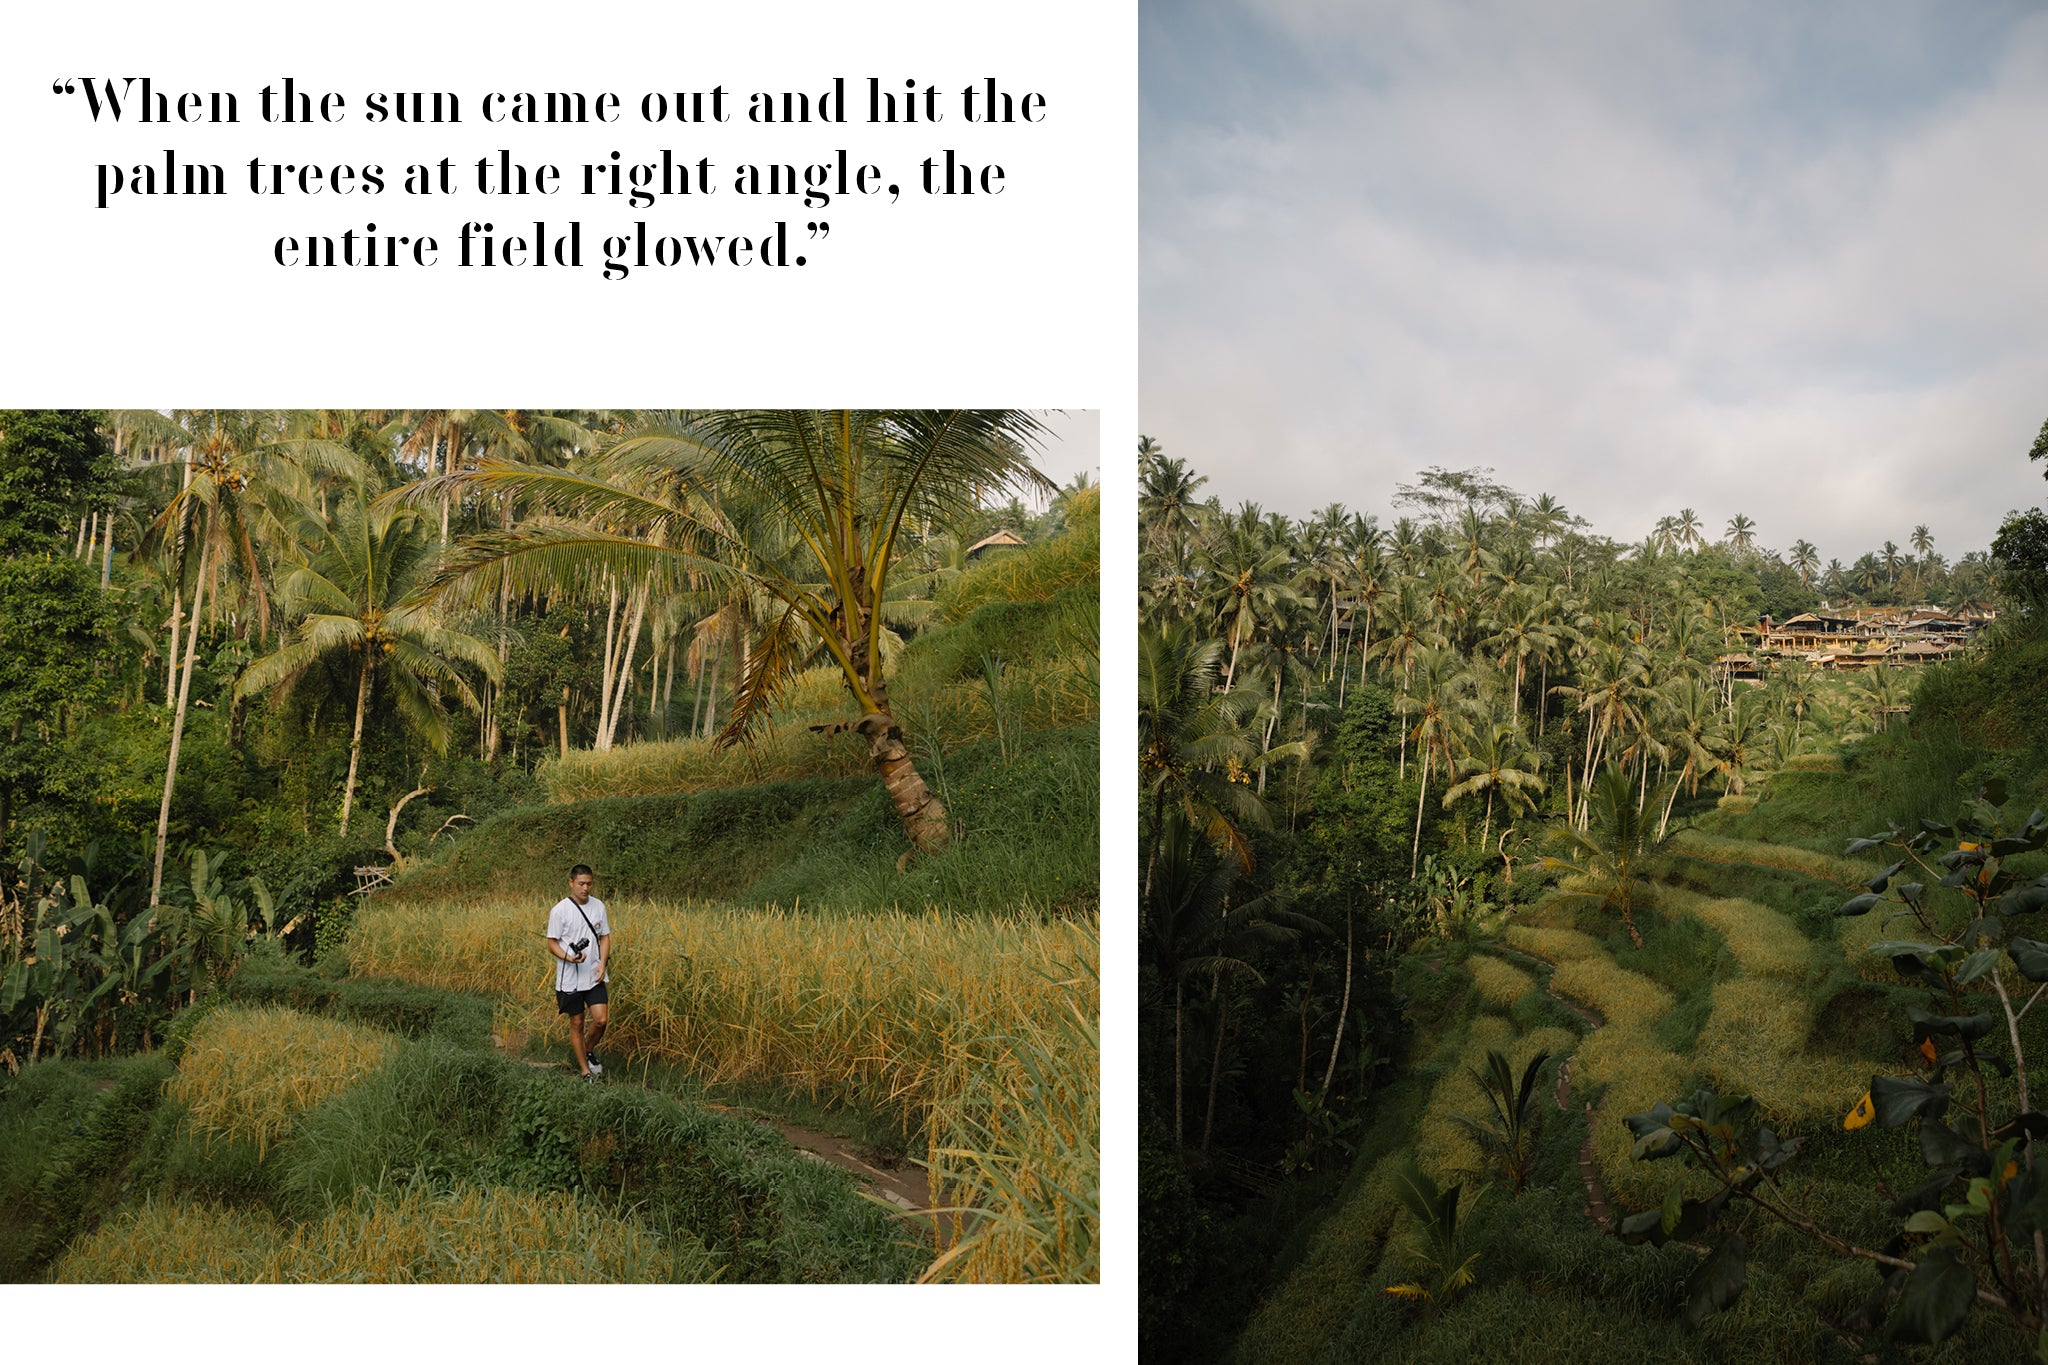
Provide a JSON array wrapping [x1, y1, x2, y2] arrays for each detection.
[[0, 964, 929, 1284], [387, 727, 1098, 915]]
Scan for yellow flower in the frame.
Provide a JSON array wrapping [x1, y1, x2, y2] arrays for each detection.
[[1844, 1091, 1876, 1131]]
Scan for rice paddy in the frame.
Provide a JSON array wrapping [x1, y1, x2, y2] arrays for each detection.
[[54, 1183, 699, 1283], [168, 1006, 401, 1156], [1468, 955, 1535, 1009], [348, 897, 1099, 1283]]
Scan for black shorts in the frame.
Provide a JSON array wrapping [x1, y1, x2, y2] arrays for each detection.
[[555, 982, 609, 1015]]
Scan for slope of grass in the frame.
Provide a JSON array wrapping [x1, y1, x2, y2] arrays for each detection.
[[349, 897, 1098, 1283], [387, 728, 1098, 916]]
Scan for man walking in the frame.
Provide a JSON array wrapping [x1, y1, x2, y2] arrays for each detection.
[[547, 864, 611, 1079]]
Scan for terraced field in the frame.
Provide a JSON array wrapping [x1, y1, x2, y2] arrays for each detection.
[[1227, 817, 2033, 1362]]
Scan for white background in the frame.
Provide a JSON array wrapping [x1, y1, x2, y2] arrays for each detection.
[[0, 2, 1136, 1358]]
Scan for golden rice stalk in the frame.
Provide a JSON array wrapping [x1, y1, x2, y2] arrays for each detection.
[[1503, 925, 1606, 964], [168, 1006, 400, 1157], [1468, 955, 1535, 1009], [349, 899, 1098, 1283], [1636, 883, 1813, 980], [1669, 831, 1869, 886], [53, 1185, 696, 1283], [1547, 958, 1672, 1030], [1692, 978, 1869, 1122]]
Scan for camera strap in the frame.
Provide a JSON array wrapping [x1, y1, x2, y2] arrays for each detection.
[[573, 900, 604, 973]]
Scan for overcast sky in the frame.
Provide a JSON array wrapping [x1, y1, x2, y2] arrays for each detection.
[[1142, 1, 2048, 565]]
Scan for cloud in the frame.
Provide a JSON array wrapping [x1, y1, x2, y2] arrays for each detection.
[[1142, 0, 2048, 562]]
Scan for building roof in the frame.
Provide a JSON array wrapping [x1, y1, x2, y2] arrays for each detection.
[[964, 529, 1027, 556]]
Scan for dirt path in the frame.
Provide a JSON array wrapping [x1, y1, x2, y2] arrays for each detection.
[[509, 1051, 961, 1246], [1483, 944, 1612, 1230]]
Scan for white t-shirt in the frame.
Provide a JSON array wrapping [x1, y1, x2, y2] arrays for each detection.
[[547, 895, 610, 992]]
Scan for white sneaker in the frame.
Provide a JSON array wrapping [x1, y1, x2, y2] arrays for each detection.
[[587, 1058, 603, 1076]]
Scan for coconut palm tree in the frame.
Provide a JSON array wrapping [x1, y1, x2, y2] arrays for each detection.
[[1675, 507, 1704, 551], [124, 410, 361, 905], [1397, 647, 1472, 876], [409, 410, 1050, 854], [236, 491, 502, 835], [1442, 713, 1542, 850], [1911, 524, 1934, 563], [1724, 513, 1757, 554], [1789, 539, 1819, 586], [1541, 762, 1667, 948]]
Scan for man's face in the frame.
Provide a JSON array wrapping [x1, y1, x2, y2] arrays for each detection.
[[569, 873, 594, 903]]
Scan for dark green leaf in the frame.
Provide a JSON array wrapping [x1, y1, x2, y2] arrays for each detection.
[[1956, 949, 2002, 986], [1870, 1075, 1951, 1128], [1837, 892, 1882, 917], [1909, 1009, 1995, 1044], [1682, 1234, 1747, 1328], [2000, 885, 2048, 916], [1884, 1249, 1976, 1345], [1991, 836, 2036, 858], [1983, 778, 2009, 808], [1890, 1168, 1962, 1216], [1919, 1121, 1990, 1176], [2011, 938, 2048, 982], [1867, 860, 1908, 894], [1898, 882, 1926, 906]]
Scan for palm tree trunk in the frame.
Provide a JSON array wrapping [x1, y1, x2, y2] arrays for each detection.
[[601, 580, 647, 751], [1174, 974, 1185, 1146], [1411, 746, 1432, 877], [164, 587, 182, 708], [1201, 978, 1231, 1153], [598, 580, 620, 746], [339, 653, 372, 835], [701, 644, 721, 736], [1318, 909, 1354, 1103], [1657, 761, 1687, 841], [559, 687, 571, 759], [150, 512, 216, 907]]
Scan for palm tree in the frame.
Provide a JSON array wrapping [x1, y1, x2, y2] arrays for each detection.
[[125, 410, 360, 905], [236, 491, 502, 835], [1675, 508, 1704, 551], [1452, 1048, 1551, 1193], [1911, 524, 1934, 563], [1144, 807, 1324, 1148], [1789, 539, 1819, 586], [1397, 647, 1472, 877], [1724, 514, 1757, 554], [411, 410, 1048, 854], [1541, 762, 1667, 948], [1442, 714, 1542, 850]]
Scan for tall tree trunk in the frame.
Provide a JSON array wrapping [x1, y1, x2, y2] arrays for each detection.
[[1657, 760, 1687, 841], [691, 649, 706, 736], [150, 524, 213, 907], [1318, 909, 1354, 1102], [339, 653, 373, 835], [601, 581, 647, 751], [1201, 979, 1231, 1153], [702, 644, 721, 737], [164, 588, 182, 708], [559, 687, 570, 759], [100, 515, 114, 588], [1174, 975, 1185, 1147], [597, 580, 620, 747], [1411, 745, 1432, 877]]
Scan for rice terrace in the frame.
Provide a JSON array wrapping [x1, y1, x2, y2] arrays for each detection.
[[0, 409, 1099, 1284], [1140, 435, 2048, 1359]]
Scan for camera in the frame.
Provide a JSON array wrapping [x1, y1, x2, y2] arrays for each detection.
[[568, 937, 590, 955]]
